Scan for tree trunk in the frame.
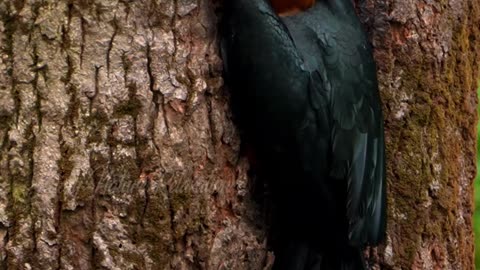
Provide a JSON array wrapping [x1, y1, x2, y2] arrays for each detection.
[[0, 0, 477, 269], [357, 0, 479, 269]]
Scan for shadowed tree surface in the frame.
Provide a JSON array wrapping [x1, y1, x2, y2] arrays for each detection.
[[0, 0, 478, 269]]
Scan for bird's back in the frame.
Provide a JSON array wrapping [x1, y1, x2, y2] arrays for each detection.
[[222, 0, 386, 268], [280, 1, 386, 246]]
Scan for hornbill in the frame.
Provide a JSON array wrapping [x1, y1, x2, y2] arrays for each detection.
[[221, 0, 386, 269]]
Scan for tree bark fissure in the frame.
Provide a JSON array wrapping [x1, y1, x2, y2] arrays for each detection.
[[0, 0, 478, 269]]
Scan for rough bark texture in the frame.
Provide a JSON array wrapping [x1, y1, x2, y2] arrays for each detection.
[[0, 0, 477, 269], [358, 0, 479, 269]]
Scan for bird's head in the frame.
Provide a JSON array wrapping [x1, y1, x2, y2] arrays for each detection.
[[269, 0, 316, 16]]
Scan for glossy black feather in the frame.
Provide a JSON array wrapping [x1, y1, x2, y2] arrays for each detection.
[[222, 0, 386, 268]]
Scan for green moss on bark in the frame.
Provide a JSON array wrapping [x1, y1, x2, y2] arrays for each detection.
[[382, 9, 479, 266]]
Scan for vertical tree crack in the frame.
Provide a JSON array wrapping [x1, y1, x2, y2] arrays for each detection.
[[106, 16, 118, 74], [28, 126, 37, 268], [171, 0, 179, 58], [88, 65, 101, 114], [80, 17, 87, 67], [1, 12, 18, 267], [31, 45, 45, 130], [165, 184, 177, 239], [89, 150, 99, 268], [146, 43, 170, 135]]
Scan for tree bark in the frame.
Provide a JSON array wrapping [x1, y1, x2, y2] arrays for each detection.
[[0, 0, 477, 269], [357, 0, 479, 269]]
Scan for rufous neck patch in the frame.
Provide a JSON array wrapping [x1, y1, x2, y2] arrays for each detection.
[[270, 0, 315, 16]]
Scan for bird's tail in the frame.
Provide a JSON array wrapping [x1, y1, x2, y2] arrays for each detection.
[[272, 238, 366, 270]]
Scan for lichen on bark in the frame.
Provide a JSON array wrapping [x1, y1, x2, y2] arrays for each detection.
[[360, 0, 479, 269]]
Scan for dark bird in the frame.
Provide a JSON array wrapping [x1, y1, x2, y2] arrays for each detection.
[[221, 0, 386, 269]]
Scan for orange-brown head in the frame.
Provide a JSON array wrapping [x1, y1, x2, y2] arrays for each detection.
[[270, 0, 316, 16]]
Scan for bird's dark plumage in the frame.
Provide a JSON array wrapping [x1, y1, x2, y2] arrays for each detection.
[[222, 0, 386, 269]]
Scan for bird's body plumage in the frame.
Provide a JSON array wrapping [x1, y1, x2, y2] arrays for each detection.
[[222, 0, 386, 269]]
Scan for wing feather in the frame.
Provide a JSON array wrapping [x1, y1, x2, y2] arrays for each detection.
[[306, 19, 386, 245]]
